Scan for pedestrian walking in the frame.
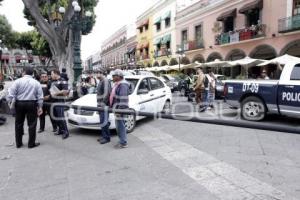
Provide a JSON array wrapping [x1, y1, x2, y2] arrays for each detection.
[[96, 69, 111, 144], [50, 69, 69, 139], [7, 67, 43, 148], [38, 71, 57, 133], [207, 70, 216, 109], [194, 68, 205, 108], [110, 69, 129, 148]]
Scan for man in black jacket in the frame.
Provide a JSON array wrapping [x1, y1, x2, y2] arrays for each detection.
[[96, 69, 111, 144], [38, 71, 57, 133], [50, 69, 69, 139]]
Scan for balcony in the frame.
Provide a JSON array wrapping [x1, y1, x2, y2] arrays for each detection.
[[154, 48, 172, 57], [215, 24, 266, 45], [177, 39, 204, 52], [278, 15, 300, 33]]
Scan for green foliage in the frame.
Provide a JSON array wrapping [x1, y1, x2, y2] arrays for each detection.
[[16, 30, 51, 57], [0, 15, 17, 48], [25, 0, 98, 32]]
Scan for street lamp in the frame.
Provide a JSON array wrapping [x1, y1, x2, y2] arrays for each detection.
[[58, 1, 93, 83], [0, 40, 8, 82], [177, 47, 185, 71]]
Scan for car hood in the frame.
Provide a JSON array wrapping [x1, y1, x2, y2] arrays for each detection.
[[72, 94, 97, 107]]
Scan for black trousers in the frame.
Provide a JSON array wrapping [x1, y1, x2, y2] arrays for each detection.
[[39, 104, 57, 131], [15, 101, 38, 147], [53, 105, 69, 135]]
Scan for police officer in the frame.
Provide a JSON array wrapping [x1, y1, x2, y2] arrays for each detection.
[[38, 71, 57, 133], [96, 69, 111, 144], [7, 67, 43, 148], [50, 69, 69, 139]]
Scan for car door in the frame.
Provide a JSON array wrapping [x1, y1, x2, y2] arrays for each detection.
[[278, 63, 300, 117], [148, 77, 167, 112], [136, 78, 152, 113]]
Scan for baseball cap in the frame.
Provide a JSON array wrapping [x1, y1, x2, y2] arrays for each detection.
[[112, 69, 124, 77]]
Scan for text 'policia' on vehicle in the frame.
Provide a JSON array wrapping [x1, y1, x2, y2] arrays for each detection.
[[224, 61, 300, 121]]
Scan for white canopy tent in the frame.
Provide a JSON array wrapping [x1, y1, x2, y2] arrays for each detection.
[[257, 54, 300, 66], [202, 59, 233, 68], [229, 56, 266, 67], [229, 57, 267, 78]]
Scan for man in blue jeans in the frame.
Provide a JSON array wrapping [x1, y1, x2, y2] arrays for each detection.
[[96, 69, 111, 144], [110, 69, 129, 148]]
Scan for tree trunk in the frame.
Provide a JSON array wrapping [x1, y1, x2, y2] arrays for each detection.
[[22, 0, 76, 83]]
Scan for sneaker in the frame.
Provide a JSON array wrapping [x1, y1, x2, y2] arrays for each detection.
[[99, 138, 110, 144], [62, 133, 69, 140], [114, 143, 128, 149]]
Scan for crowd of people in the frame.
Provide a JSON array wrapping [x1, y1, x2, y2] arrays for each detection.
[[1, 67, 130, 149]]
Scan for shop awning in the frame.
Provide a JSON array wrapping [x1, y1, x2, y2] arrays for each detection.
[[154, 38, 162, 45], [163, 11, 171, 20], [161, 34, 171, 44], [137, 19, 149, 29], [239, 0, 263, 14], [217, 8, 237, 21], [127, 47, 136, 54], [154, 17, 161, 25]]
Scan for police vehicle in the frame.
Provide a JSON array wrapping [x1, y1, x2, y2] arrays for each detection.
[[224, 61, 300, 121]]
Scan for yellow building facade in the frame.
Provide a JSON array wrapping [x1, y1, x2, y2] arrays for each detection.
[[136, 10, 154, 67]]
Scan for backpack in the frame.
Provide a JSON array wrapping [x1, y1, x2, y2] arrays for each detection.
[[203, 75, 209, 88]]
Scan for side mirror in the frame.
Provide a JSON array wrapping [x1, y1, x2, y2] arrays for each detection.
[[137, 89, 149, 95]]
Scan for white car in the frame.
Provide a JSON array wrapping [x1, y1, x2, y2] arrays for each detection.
[[67, 75, 172, 132]]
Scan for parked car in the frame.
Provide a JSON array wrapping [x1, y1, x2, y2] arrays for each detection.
[[67, 75, 172, 132], [224, 61, 300, 121], [161, 74, 181, 92]]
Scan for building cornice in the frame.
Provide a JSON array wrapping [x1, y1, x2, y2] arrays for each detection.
[[176, 0, 243, 25]]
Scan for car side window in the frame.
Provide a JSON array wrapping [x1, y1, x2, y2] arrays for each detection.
[[138, 78, 150, 91], [290, 64, 300, 81], [149, 78, 164, 90]]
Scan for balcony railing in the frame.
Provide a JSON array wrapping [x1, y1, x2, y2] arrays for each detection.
[[278, 15, 300, 33], [177, 39, 204, 52], [154, 48, 172, 57], [215, 24, 266, 45]]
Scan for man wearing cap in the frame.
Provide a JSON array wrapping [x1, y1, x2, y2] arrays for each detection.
[[96, 69, 111, 144], [110, 69, 130, 148]]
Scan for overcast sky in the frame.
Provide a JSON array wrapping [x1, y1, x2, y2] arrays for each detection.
[[0, 0, 159, 59]]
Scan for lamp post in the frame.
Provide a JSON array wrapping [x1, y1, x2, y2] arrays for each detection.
[[58, 1, 93, 83], [177, 47, 185, 72]]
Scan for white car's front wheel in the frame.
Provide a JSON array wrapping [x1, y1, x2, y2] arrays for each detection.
[[125, 111, 136, 133]]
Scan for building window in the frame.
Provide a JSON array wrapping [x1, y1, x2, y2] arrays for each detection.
[[139, 27, 143, 33], [195, 24, 202, 43], [293, 0, 300, 16], [223, 17, 234, 32], [246, 9, 260, 26], [145, 25, 148, 31], [165, 18, 171, 28], [156, 23, 161, 31], [181, 30, 188, 44]]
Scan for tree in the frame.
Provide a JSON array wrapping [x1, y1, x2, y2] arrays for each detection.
[[22, 0, 98, 82], [0, 15, 18, 48]]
